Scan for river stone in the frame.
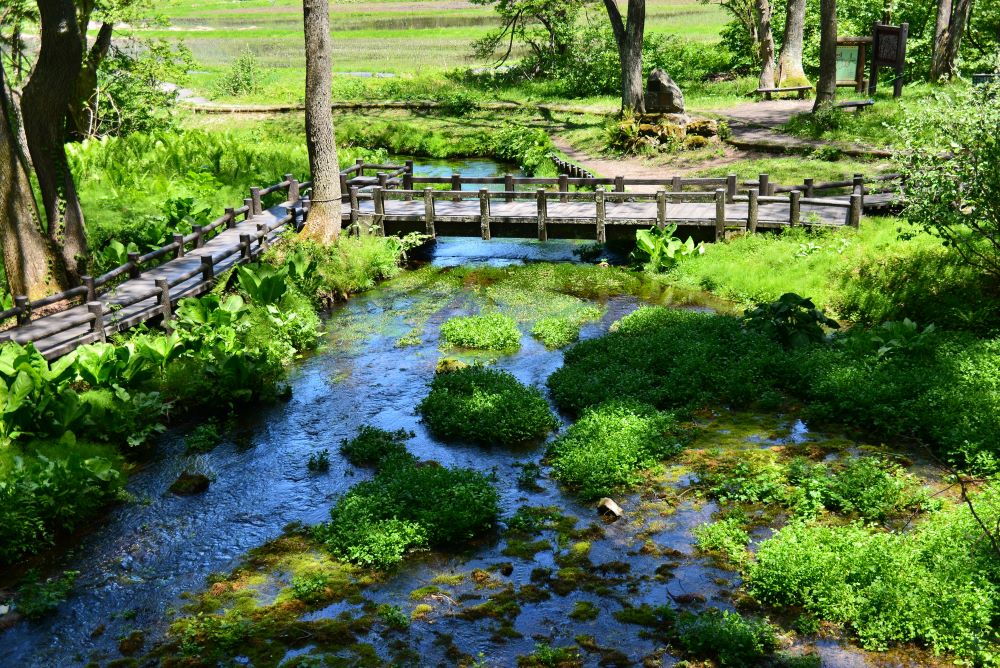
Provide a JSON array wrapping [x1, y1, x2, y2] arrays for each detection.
[[597, 497, 624, 519], [170, 471, 211, 495], [645, 69, 685, 114]]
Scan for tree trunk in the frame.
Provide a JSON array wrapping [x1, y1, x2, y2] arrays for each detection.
[[930, 0, 972, 80], [0, 66, 68, 299], [813, 0, 838, 108], [942, 0, 973, 79], [755, 0, 776, 89], [930, 0, 954, 79], [68, 21, 113, 141], [19, 0, 89, 283], [604, 0, 646, 113], [776, 0, 809, 87], [300, 0, 342, 244]]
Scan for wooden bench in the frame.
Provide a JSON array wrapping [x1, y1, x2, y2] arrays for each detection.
[[754, 85, 813, 100], [835, 99, 875, 112]]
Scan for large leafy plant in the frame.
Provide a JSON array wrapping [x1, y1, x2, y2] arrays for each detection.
[[236, 264, 289, 305], [631, 224, 705, 273], [743, 293, 839, 349]]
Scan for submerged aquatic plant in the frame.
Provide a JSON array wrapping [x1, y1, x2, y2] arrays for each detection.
[[440, 312, 521, 352]]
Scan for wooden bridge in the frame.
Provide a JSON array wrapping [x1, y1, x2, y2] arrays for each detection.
[[0, 161, 901, 359]]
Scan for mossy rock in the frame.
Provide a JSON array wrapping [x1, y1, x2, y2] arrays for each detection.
[[684, 135, 712, 150], [435, 358, 468, 374], [686, 119, 719, 137], [169, 472, 210, 495]]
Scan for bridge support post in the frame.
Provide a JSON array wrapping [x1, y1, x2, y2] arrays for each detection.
[[727, 174, 737, 202], [373, 187, 386, 237], [88, 302, 106, 343], [14, 296, 29, 326], [614, 176, 625, 193], [257, 223, 270, 251], [156, 279, 173, 332], [595, 188, 606, 244], [848, 194, 862, 228], [128, 252, 142, 279], [424, 188, 436, 238], [747, 189, 759, 233], [251, 187, 262, 215], [349, 186, 360, 236], [240, 234, 252, 261], [853, 173, 865, 208], [377, 172, 388, 190], [173, 234, 185, 259], [671, 176, 682, 192], [656, 190, 667, 230], [200, 255, 215, 283], [82, 275, 96, 302], [504, 174, 514, 203], [340, 173, 349, 199], [789, 190, 801, 227], [536, 189, 548, 242], [714, 189, 726, 241], [479, 189, 491, 240], [758, 173, 769, 196], [451, 173, 461, 201], [803, 178, 814, 198], [225, 207, 236, 229], [559, 174, 568, 203]]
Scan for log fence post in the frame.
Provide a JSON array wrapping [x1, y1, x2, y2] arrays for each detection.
[[250, 187, 262, 215], [156, 279, 173, 332], [504, 174, 514, 202], [848, 194, 862, 228], [656, 190, 667, 230], [83, 275, 96, 302], [714, 188, 726, 241], [559, 173, 569, 203], [451, 173, 461, 201], [758, 173, 769, 196], [192, 225, 204, 249], [173, 233, 185, 259], [14, 296, 29, 326], [536, 189, 548, 242], [286, 174, 299, 202], [349, 186, 360, 236], [377, 172, 388, 190], [614, 175, 625, 193], [200, 255, 215, 283], [257, 223, 269, 252], [479, 189, 491, 240], [88, 302, 106, 343], [424, 188, 436, 238], [128, 252, 141, 279], [804, 178, 815, 198], [747, 189, 759, 233], [671, 175, 682, 192], [403, 160, 414, 196], [240, 234, 252, 261], [225, 207, 236, 229], [726, 173, 737, 202], [373, 187, 386, 236], [789, 190, 801, 227], [595, 187, 606, 244], [243, 197, 253, 219]]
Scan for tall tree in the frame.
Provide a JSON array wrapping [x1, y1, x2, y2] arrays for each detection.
[[19, 0, 89, 282], [603, 0, 646, 112], [754, 0, 776, 89], [931, 0, 974, 80], [470, 0, 584, 73], [813, 0, 838, 108], [776, 0, 808, 87], [300, 0, 342, 244], [0, 66, 68, 298]]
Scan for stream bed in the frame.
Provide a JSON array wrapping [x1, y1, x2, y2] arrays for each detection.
[[0, 238, 940, 668]]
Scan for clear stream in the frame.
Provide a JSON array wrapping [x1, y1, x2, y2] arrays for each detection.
[[0, 160, 932, 668]]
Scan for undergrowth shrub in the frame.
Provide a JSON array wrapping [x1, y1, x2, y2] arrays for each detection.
[[546, 401, 689, 499], [693, 517, 751, 566], [440, 312, 521, 352], [547, 307, 784, 415], [418, 366, 557, 445], [315, 455, 500, 569], [530, 317, 582, 348], [747, 485, 1000, 661], [676, 609, 779, 666]]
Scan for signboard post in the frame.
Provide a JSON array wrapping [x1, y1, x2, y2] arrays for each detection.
[[868, 23, 908, 98], [836, 38, 870, 92]]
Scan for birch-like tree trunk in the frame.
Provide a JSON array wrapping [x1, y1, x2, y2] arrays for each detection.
[[0, 65, 68, 298], [300, 0, 342, 244], [19, 0, 89, 283], [813, 0, 838, 108], [776, 0, 809, 87]]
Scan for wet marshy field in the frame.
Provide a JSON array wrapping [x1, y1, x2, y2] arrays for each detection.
[[1, 240, 955, 667]]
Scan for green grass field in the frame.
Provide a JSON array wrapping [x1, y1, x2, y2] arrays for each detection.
[[152, 0, 726, 102]]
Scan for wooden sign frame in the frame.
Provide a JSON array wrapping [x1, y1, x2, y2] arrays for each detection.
[[836, 37, 871, 92], [868, 23, 908, 98]]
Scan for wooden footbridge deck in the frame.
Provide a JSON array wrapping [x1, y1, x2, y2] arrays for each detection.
[[0, 161, 901, 359]]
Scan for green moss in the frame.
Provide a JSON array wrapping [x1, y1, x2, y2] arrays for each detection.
[[430, 573, 465, 586], [418, 366, 557, 445], [568, 601, 600, 621], [502, 538, 552, 559], [409, 585, 441, 601], [411, 603, 433, 620], [440, 312, 521, 352]]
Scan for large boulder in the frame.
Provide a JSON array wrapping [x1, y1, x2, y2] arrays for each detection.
[[644, 69, 685, 114]]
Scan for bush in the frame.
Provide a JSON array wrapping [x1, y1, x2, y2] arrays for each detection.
[[15, 570, 80, 620], [547, 307, 784, 415], [315, 457, 500, 569], [439, 312, 521, 352], [693, 449, 789, 505], [747, 486, 1000, 660], [213, 47, 266, 98], [824, 457, 921, 523], [546, 401, 688, 499], [339, 426, 414, 468], [676, 609, 779, 666], [530, 317, 582, 349], [693, 517, 751, 565], [743, 292, 840, 350], [418, 366, 557, 445]]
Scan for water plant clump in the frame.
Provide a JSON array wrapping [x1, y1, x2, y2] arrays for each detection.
[[546, 400, 690, 499], [439, 312, 522, 352], [418, 366, 557, 445], [339, 425, 415, 468], [314, 454, 501, 569], [675, 609, 779, 666]]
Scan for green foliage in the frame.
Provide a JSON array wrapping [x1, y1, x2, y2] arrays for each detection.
[[307, 449, 330, 473], [530, 317, 581, 348], [693, 517, 751, 565], [213, 47, 266, 98], [418, 366, 557, 446], [185, 421, 222, 454], [488, 124, 555, 174], [236, 264, 289, 305], [547, 307, 784, 415], [748, 486, 1000, 660], [547, 401, 688, 499], [15, 570, 79, 620], [339, 426, 414, 468], [440, 312, 521, 352], [897, 85, 1000, 281], [694, 449, 789, 505], [290, 572, 331, 604], [516, 643, 583, 668], [824, 457, 920, 522], [315, 455, 500, 569], [676, 609, 778, 666], [632, 225, 705, 273], [377, 603, 411, 631], [743, 293, 840, 350]]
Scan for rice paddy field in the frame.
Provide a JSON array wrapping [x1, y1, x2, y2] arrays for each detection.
[[148, 0, 727, 103]]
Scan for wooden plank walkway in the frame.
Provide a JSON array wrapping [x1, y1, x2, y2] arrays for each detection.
[[3, 204, 294, 360]]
